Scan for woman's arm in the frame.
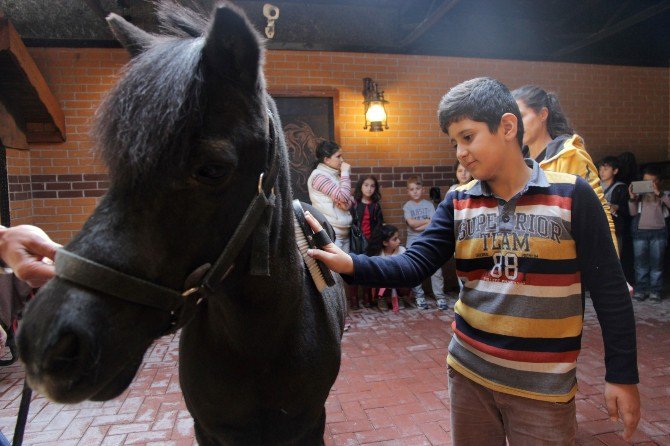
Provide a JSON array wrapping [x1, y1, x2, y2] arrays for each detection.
[[311, 171, 352, 205]]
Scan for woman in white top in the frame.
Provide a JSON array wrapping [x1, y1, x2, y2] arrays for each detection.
[[307, 141, 354, 252]]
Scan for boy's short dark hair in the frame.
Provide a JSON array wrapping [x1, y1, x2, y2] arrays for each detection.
[[438, 77, 524, 147], [406, 175, 422, 187], [598, 156, 620, 170]]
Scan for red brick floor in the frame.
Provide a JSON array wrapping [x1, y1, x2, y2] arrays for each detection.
[[0, 297, 668, 445]]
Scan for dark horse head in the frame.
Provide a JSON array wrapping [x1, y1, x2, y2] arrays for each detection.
[[18, 1, 345, 444]]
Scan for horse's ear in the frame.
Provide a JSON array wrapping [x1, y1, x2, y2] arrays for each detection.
[[107, 13, 155, 57], [203, 4, 264, 86]]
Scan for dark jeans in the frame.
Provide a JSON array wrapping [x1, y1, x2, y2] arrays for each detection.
[[632, 228, 667, 295], [0, 430, 10, 446]]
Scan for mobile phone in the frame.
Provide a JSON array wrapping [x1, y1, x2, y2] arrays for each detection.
[[631, 180, 655, 195]]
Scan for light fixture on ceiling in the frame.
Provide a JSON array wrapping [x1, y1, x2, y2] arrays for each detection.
[[362, 77, 389, 132]]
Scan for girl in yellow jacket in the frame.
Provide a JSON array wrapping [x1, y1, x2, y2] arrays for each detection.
[[512, 85, 618, 253]]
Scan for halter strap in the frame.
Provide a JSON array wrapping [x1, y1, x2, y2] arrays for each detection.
[[201, 179, 274, 291], [55, 249, 186, 313]]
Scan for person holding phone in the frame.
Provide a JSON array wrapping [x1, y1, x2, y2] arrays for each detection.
[[628, 166, 670, 302]]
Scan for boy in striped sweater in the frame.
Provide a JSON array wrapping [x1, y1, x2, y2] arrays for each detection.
[[306, 77, 640, 444]]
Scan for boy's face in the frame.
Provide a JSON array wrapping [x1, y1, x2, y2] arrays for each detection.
[[598, 164, 617, 182], [643, 173, 660, 186], [407, 183, 423, 201], [447, 118, 508, 182]]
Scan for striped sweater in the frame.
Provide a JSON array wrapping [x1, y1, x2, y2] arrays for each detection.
[[349, 160, 638, 402]]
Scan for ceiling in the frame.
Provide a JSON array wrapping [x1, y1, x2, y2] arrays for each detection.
[[1, 0, 669, 67]]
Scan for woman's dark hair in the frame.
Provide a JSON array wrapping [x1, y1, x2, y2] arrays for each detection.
[[511, 85, 574, 139], [354, 175, 381, 203], [313, 140, 341, 168], [366, 224, 398, 256], [617, 151, 639, 185]]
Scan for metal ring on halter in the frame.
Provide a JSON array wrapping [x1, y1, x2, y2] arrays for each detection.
[[182, 287, 201, 298], [257, 172, 265, 194]]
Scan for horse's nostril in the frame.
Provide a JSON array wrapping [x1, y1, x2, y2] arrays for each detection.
[[43, 333, 88, 377]]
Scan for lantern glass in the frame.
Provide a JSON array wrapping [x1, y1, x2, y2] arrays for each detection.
[[365, 102, 387, 123]]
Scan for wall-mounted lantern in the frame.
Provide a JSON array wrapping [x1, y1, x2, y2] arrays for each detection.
[[362, 77, 389, 132]]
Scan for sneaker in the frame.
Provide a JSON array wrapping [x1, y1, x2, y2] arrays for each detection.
[[632, 292, 647, 302], [377, 296, 388, 312], [437, 298, 448, 311], [649, 292, 662, 302], [415, 297, 428, 309]]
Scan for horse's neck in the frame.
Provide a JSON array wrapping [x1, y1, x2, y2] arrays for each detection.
[[201, 194, 304, 354]]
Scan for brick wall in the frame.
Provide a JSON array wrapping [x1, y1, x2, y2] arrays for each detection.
[[5, 47, 669, 244]]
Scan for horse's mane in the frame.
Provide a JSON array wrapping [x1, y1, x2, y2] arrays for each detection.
[[93, 1, 214, 185]]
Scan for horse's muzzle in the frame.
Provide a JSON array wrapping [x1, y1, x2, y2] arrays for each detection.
[[18, 280, 102, 403]]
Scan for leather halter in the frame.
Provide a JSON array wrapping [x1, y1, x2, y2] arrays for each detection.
[[54, 110, 280, 335]]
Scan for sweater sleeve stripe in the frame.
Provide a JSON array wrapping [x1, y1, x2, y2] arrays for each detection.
[[311, 172, 352, 203]]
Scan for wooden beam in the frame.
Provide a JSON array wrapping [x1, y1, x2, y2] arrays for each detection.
[[553, 0, 670, 57], [0, 18, 65, 143], [399, 0, 460, 48]]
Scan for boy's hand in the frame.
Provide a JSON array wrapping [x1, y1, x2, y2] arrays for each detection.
[[604, 382, 640, 441], [304, 212, 354, 275], [628, 184, 637, 201]]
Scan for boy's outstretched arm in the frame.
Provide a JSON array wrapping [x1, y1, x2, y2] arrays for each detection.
[[604, 383, 640, 442], [304, 212, 354, 275]]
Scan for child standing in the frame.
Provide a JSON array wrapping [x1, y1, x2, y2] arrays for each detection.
[[403, 175, 448, 310], [349, 176, 384, 308], [366, 224, 410, 312], [598, 156, 631, 263], [353, 175, 384, 245], [448, 160, 473, 192], [307, 77, 640, 444], [629, 166, 670, 302]]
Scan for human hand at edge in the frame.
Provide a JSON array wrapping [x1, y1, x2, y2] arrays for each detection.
[[0, 225, 61, 288], [604, 382, 641, 442], [652, 180, 662, 197], [335, 200, 350, 211], [304, 212, 354, 275]]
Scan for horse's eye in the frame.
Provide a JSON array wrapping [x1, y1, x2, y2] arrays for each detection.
[[193, 164, 232, 183]]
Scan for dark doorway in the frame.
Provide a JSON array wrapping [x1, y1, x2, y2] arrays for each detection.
[[0, 139, 10, 227]]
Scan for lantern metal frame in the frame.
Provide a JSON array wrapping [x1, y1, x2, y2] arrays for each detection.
[[362, 77, 389, 132]]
